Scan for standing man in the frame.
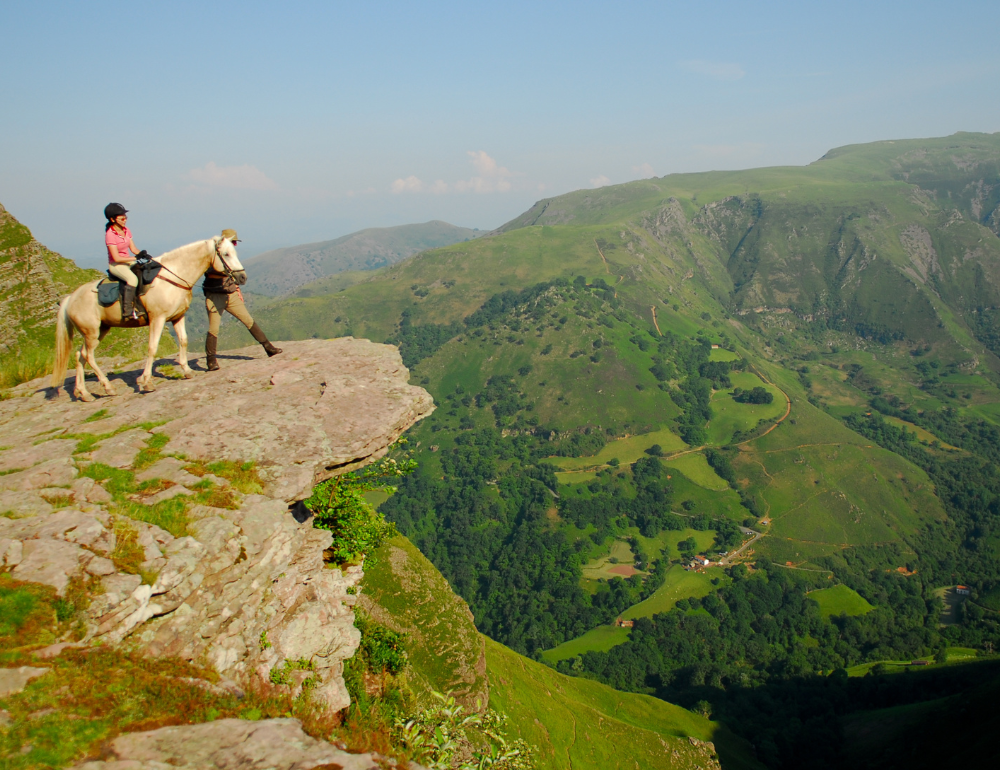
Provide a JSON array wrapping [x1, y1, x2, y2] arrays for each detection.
[[203, 229, 282, 371]]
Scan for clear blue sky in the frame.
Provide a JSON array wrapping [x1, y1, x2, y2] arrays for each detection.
[[2, 0, 998, 267]]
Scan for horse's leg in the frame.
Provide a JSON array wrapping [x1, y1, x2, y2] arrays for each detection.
[[137, 315, 167, 391], [81, 328, 115, 396], [172, 315, 193, 378], [73, 341, 94, 402]]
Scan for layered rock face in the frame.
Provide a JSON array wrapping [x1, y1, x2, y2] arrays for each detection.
[[0, 338, 433, 714]]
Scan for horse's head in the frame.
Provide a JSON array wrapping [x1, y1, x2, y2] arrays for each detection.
[[212, 236, 247, 285]]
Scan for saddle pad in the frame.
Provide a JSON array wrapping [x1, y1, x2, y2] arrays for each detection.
[[139, 261, 163, 284], [97, 280, 119, 307]]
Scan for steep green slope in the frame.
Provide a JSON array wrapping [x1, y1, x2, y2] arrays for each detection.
[[359, 533, 761, 770], [245, 220, 480, 297], [0, 203, 157, 384], [358, 535, 488, 710]]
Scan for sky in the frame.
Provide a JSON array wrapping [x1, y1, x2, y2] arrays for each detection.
[[2, 0, 999, 267]]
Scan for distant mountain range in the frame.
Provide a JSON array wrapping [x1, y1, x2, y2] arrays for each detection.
[[244, 220, 480, 297]]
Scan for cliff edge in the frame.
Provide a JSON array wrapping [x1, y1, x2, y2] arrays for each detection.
[[0, 338, 433, 765]]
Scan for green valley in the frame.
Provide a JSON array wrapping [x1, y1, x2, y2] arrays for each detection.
[[281, 132, 1000, 769]]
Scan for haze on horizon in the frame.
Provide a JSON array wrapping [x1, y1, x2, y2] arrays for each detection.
[[2, 0, 998, 268]]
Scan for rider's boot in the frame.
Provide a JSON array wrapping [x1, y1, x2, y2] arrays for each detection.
[[121, 285, 138, 320], [249, 322, 282, 357], [205, 333, 220, 371]]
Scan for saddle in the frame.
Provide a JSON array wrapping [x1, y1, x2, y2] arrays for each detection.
[[98, 255, 163, 316]]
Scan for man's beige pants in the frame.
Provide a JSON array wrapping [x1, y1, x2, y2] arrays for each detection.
[[205, 291, 254, 336]]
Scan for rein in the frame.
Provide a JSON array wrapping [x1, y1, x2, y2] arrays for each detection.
[[151, 238, 238, 291]]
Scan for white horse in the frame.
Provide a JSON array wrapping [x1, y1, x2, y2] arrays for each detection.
[[51, 236, 246, 401]]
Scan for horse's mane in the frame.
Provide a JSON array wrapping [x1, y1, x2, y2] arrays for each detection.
[[155, 238, 214, 264]]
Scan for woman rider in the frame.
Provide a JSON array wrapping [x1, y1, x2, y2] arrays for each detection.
[[104, 202, 144, 319], [203, 228, 282, 370]]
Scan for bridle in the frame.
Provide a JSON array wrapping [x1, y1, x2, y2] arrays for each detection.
[[153, 237, 241, 290], [213, 237, 241, 282]]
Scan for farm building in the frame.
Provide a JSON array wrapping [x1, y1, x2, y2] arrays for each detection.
[[614, 617, 634, 628], [956, 585, 971, 595]]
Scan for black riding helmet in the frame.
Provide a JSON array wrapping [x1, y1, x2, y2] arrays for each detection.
[[104, 202, 128, 221]]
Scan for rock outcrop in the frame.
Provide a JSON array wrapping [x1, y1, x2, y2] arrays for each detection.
[[69, 718, 407, 770], [0, 338, 433, 714]]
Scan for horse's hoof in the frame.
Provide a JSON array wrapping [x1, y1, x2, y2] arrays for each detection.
[[183, 371, 194, 380], [103, 383, 118, 396], [76, 390, 95, 403]]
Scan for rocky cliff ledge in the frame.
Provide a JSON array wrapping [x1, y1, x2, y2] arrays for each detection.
[[0, 339, 433, 724]]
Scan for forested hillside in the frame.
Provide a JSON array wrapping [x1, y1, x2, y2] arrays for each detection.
[[221, 133, 1000, 768]]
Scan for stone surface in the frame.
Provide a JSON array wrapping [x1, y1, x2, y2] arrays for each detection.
[[145, 485, 193, 504], [135, 457, 202, 487], [68, 718, 387, 770], [0, 666, 49, 697], [12, 539, 88, 595], [0, 338, 432, 713], [89, 429, 150, 469]]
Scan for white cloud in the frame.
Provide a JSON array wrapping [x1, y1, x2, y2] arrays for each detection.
[[454, 151, 513, 193], [590, 175, 611, 188], [186, 162, 277, 191], [632, 162, 655, 179], [391, 175, 424, 194], [391, 151, 517, 196], [679, 59, 745, 81]]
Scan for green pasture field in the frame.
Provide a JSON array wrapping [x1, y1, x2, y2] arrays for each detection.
[[632, 527, 718, 563], [748, 381, 866, 452], [581, 539, 638, 580], [486, 638, 762, 770], [664, 452, 730, 491], [755, 537, 842, 566], [845, 660, 930, 677], [739, 441, 945, 547], [541, 624, 632, 664], [807, 584, 874, 619], [941, 646, 979, 662], [554, 470, 597, 485], [621, 565, 724, 621], [547, 426, 687, 471], [802, 364, 862, 409], [963, 400, 1000, 427], [707, 371, 786, 445], [669, 473, 746, 522], [708, 348, 739, 362], [881, 415, 961, 450]]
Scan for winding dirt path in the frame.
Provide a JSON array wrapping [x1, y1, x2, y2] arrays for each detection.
[[593, 238, 625, 298]]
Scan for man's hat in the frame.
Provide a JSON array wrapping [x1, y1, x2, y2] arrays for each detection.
[[221, 228, 240, 242]]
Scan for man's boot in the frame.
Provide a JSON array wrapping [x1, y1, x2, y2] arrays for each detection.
[[121, 285, 137, 320], [205, 333, 220, 371], [249, 322, 282, 357]]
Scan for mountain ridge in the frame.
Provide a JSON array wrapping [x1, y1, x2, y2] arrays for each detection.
[[244, 220, 480, 297]]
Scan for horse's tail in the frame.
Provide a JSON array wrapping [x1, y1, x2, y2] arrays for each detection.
[[50, 295, 74, 389]]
